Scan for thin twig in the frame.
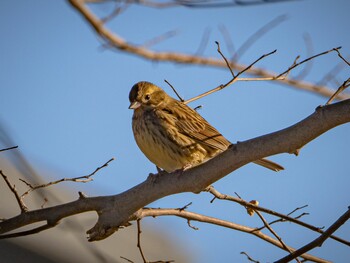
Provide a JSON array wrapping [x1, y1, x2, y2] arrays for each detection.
[[275, 47, 342, 79], [164, 79, 184, 102], [140, 208, 329, 263], [325, 78, 350, 105], [0, 145, 18, 152], [275, 207, 350, 263], [255, 211, 301, 263], [207, 186, 350, 247], [256, 205, 309, 231], [184, 49, 277, 104], [137, 219, 147, 263], [235, 192, 300, 262], [19, 158, 115, 198], [216, 41, 235, 77], [68, 0, 349, 100], [0, 170, 28, 213], [335, 49, 350, 67], [240, 251, 260, 263], [120, 256, 135, 263]]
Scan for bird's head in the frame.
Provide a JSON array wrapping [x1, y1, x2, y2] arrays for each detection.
[[129, 81, 167, 110]]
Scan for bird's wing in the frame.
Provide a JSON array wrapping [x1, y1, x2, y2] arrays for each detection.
[[160, 100, 231, 151]]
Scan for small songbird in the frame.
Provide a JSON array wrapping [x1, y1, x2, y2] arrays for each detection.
[[129, 81, 284, 173]]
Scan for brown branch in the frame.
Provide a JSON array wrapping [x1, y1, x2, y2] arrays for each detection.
[[216, 41, 235, 77], [240, 251, 260, 263], [68, 0, 349, 100], [335, 48, 350, 67], [0, 99, 349, 243], [0, 170, 28, 213], [136, 219, 175, 263], [275, 207, 350, 263], [164, 79, 184, 102], [275, 47, 342, 79], [207, 187, 350, 247], [139, 208, 329, 263], [255, 211, 301, 263], [256, 205, 309, 231], [0, 145, 18, 152], [136, 219, 148, 263], [19, 157, 114, 199], [184, 49, 277, 104], [325, 78, 350, 105]]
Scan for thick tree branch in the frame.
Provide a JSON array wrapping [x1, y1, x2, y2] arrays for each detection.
[[0, 99, 349, 241]]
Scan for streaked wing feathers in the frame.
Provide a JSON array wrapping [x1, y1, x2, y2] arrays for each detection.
[[162, 100, 231, 151]]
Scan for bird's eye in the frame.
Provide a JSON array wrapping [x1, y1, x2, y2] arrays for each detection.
[[144, 94, 151, 101]]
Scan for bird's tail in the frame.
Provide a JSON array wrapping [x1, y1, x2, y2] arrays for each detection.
[[253, 158, 284, 172]]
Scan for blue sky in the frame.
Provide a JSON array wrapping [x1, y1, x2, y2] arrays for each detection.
[[1, 0, 349, 262]]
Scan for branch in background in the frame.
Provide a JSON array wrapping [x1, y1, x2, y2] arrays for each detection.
[[0, 170, 28, 213], [138, 208, 329, 263], [275, 207, 350, 263], [207, 186, 350, 247], [68, 0, 349, 100], [231, 14, 288, 62], [0, 145, 18, 152], [325, 78, 350, 105], [19, 157, 114, 200]]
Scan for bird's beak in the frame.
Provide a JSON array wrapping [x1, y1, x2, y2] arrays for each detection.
[[129, 101, 141, 109]]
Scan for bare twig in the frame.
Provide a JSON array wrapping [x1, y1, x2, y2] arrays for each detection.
[[184, 49, 277, 104], [275, 207, 350, 263], [275, 47, 342, 79], [255, 210, 301, 263], [0, 145, 18, 152], [177, 202, 192, 211], [235, 192, 299, 262], [240, 251, 260, 263], [164, 79, 184, 102], [19, 158, 115, 198], [216, 41, 235, 77], [136, 219, 174, 263], [139, 208, 329, 263], [136, 219, 147, 263], [325, 78, 350, 105], [120, 256, 135, 263], [335, 49, 350, 67], [256, 205, 309, 231], [207, 186, 350, 247], [68, 0, 349, 100], [0, 170, 28, 213], [187, 219, 199, 230]]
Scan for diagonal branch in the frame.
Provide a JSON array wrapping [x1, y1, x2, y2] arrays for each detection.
[[138, 208, 329, 263], [275, 207, 350, 263], [67, 0, 349, 100], [0, 99, 349, 242]]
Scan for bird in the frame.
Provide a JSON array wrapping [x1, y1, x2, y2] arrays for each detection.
[[129, 81, 284, 173]]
